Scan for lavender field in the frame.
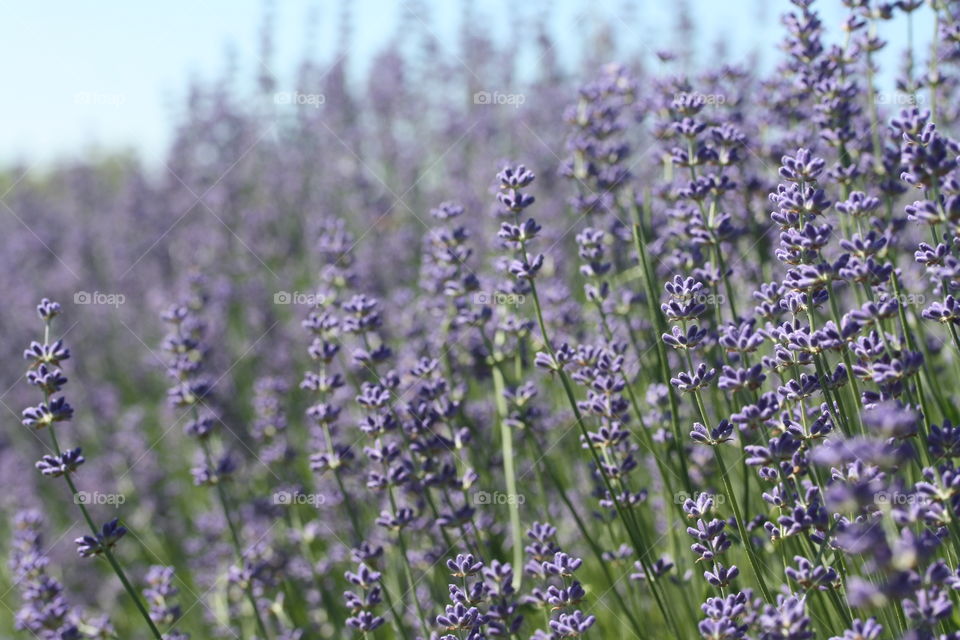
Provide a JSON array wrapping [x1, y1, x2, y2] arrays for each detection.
[[6, 1, 960, 638]]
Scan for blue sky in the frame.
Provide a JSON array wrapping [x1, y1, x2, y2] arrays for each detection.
[[2, 0, 935, 166]]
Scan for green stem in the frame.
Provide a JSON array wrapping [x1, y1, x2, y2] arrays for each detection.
[[631, 210, 692, 490], [490, 361, 524, 590], [714, 444, 774, 603], [48, 428, 164, 640], [199, 438, 272, 640], [388, 488, 430, 638], [526, 280, 681, 636], [523, 431, 649, 640], [38, 313, 163, 640]]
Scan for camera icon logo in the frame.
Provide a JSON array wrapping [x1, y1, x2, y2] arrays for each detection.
[[473, 91, 491, 105]]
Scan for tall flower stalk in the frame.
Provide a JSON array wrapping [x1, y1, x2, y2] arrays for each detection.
[[495, 165, 682, 635], [22, 298, 164, 640], [161, 298, 271, 640]]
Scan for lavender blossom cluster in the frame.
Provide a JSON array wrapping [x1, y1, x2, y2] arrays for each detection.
[[5, 1, 960, 639]]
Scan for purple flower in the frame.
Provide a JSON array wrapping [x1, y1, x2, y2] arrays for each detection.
[[75, 519, 127, 558]]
